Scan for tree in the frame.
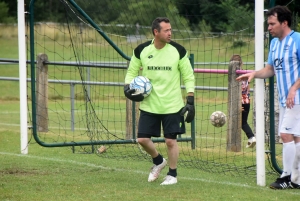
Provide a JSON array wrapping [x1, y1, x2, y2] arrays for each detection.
[[0, 1, 14, 23], [215, 0, 254, 33], [113, 0, 189, 35], [1, 0, 299, 29], [74, 0, 126, 24], [174, 0, 225, 31], [174, 0, 254, 32]]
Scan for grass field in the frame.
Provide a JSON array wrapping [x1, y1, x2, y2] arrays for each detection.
[[1, 24, 296, 200], [1, 129, 300, 201]]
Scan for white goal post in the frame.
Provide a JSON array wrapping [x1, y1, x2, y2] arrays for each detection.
[[255, 0, 265, 186], [17, 0, 267, 186], [18, 0, 28, 154]]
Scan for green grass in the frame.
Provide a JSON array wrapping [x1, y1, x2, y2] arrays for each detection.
[[0, 30, 271, 175], [0, 38, 18, 58], [0, 130, 299, 201], [0, 25, 290, 200], [0, 97, 280, 178]]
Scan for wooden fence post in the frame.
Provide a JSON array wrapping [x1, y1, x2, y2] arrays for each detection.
[[227, 55, 242, 152], [36, 53, 49, 132]]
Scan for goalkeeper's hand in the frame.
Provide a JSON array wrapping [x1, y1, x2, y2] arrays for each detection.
[[124, 85, 144, 102], [180, 96, 195, 123]]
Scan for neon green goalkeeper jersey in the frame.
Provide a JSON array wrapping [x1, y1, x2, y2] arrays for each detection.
[[125, 39, 195, 114]]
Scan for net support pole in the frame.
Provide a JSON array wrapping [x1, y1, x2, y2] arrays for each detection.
[[255, 0, 265, 186], [18, 0, 28, 154]]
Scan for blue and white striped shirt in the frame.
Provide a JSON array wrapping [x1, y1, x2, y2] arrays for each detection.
[[267, 30, 300, 107]]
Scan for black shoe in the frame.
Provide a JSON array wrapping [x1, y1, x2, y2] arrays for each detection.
[[290, 181, 300, 189], [269, 175, 291, 190]]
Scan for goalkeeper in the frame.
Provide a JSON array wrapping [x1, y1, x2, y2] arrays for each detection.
[[124, 17, 195, 185]]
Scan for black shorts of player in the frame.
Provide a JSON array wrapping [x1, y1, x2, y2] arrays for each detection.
[[137, 109, 185, 139]]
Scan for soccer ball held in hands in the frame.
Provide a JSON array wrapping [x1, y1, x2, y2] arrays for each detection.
[[130, 76, 152, 97]]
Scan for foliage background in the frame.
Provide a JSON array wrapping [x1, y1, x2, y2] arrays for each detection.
[[0, 0, 299, 31]]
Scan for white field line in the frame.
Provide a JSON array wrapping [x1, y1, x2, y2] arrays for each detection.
[[0, 151, 299, 195], [0, 123, 20, 127]]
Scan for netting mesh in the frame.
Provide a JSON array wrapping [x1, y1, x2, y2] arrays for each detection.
[[28, 0, 282, 176]]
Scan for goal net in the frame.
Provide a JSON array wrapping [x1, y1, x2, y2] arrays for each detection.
[[28, 0, 279, 176]]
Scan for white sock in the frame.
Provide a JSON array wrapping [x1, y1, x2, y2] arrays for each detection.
[[291, 142, 300, 184], [281, 141, 295, 178]]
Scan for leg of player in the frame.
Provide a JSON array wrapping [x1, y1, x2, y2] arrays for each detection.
[[137, 137, 158, 157], [290, 137, 300, 189], [241, 104, 256, 148], [270, 133, 295, 189], [160, 138, 178, 185], [137, 138, 167, 182]]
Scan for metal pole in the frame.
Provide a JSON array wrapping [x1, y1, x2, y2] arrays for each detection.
[[18, 0, 28, 154], [255, 0, 265, 186], [190, 54, 196, 149], [268, 0, 282, 175], [71, 83, 75, 131]]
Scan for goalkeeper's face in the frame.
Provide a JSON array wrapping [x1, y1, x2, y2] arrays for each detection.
[[157, 22, 172, 43]]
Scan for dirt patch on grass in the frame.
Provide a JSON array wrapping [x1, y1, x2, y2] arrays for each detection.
[[0, 168, 47, 175]]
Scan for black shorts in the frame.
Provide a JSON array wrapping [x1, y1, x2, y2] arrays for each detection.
[[137, 109, 186, 139]]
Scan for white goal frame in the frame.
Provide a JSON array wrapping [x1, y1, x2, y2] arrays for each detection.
[[17, 0, 266, 186]]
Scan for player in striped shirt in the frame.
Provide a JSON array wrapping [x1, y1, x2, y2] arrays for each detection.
[[236, 5, 300, 190]]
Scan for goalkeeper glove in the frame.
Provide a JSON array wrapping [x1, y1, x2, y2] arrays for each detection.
[[180, 96, 195, 123], [124, 85, 144, 102]]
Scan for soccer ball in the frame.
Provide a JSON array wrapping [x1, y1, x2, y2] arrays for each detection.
[[130, 76, 152, 97], [210, 111, 226, 127]]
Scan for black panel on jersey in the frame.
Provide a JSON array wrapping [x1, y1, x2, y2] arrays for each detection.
[[134, 41, 152, 59], [134, 40, 187, 60], [169, 41, 187, 59]]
